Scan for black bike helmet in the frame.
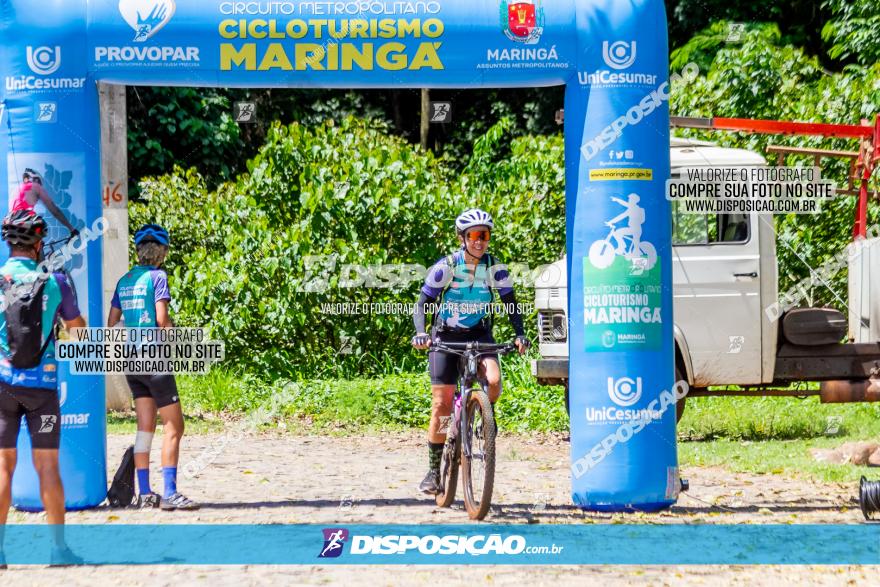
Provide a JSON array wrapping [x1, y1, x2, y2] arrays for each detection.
[[2, 209, 47, 246]]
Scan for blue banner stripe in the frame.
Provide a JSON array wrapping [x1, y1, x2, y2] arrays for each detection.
[[1, 525, 877, 565]]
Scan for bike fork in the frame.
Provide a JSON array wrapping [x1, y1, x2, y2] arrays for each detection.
[[458, 389, 472, 461]]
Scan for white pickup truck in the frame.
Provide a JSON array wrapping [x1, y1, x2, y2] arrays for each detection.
[[533, 138, 880, 415]]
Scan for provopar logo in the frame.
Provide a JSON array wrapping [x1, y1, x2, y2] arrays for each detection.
[[95, 0, 198, 65], [118, 0, 176, 42], [500, 1, 544, 45]]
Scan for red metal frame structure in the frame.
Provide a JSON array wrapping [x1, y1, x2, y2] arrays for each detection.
[[671, 115, 880, 239]]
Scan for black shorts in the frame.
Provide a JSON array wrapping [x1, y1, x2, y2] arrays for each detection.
[[125, 374, 180, 408], [0, 382, 61, 450], [429, 328, 498, 386]]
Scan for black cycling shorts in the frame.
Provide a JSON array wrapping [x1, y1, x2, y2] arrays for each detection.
[[429, 328, 498, 386], [0, 382, 61, 450], [125, 374, 180, 408]]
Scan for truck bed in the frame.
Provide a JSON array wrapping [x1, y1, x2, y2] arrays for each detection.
[[773, 342, 880, 382], [534, 342, 880, 388]]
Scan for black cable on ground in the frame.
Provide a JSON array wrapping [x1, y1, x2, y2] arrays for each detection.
[[859, 476, 880, 521]]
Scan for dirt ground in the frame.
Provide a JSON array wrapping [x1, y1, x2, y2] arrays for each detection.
[[3, 430, 876, 585]]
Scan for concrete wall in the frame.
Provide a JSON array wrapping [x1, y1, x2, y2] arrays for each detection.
[[98, 83, 131, 412]]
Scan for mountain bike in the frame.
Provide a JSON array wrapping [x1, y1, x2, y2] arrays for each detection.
[[42, 232, 81, 343], [429, 340, 516, 520], [42, 232, 79, 305]]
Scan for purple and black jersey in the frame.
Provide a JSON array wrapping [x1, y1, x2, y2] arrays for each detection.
[[422, 251, 513, 330], [111, 265, 171, 328], [111, 267, 170, 309]]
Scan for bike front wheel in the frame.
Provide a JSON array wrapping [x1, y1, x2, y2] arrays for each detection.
[[435, 432, 460, 508], [461, 389, 496, 520]]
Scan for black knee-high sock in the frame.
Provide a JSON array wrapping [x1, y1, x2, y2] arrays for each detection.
[[428, 442, 444, 471]]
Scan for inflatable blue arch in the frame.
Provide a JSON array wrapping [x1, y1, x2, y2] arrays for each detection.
[[0, 0, 676, 512]]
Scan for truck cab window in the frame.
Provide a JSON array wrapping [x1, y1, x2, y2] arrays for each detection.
[[672, 202, 749, 245], [718, 213, 748, 243]]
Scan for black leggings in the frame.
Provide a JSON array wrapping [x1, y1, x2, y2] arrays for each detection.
[[429, 329, 497, 385]]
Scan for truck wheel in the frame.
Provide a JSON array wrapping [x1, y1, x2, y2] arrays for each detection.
[[675, 365, 686, 423]]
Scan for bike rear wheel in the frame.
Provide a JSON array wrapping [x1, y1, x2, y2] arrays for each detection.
[[461, 389, 496, 520], [435, 432, 460, 508]]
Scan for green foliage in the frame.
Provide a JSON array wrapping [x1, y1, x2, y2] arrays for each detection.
[[822, 0, 880, 65], [679, 396, 880, 482], [271, 374, 433, 428], [666, 0, 826, 54], [132, 116, 566, 379], [176, 355, 566, 432], [679, 396, 880, 441], [126, 86, 563, 198], [127, 88, 243, 196], [463, 129, 565, 265], [175, 368, 271, 414], [674, 23, 824, 119], [670, 21, 737, 72], [494, 353, 567, 433], [436, 88, 564, 168], [134, 118, 457, 379], [671, 23, 880, 307]]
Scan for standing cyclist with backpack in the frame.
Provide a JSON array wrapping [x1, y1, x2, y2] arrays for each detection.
[[411, 209, 529, 495], [0, 210, 86, 567], [107, 224, 198, 511]]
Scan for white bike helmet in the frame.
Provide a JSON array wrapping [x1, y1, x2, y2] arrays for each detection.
[[455, 208, 494, 233]]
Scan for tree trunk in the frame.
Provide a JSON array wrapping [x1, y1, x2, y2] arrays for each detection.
[[420, 88, 430, 151], [391, 90, 404, 136]]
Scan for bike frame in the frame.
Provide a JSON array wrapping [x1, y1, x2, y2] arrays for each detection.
[[41, 232, 79, 303], [431, 341, 515, 459], [42, 236, 71, 255]]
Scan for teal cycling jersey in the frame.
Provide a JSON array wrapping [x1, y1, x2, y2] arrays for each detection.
[[111, 265, 171, 328], [422, 250, 513, 330], [0, 257, 79, 389]]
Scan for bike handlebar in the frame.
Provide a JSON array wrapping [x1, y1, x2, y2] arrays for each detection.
[[42, 231, 79, 259], [44, 235, 73, 247], [430, 341, 517, 356]]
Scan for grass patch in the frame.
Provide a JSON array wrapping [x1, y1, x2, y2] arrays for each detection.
[[106, 413, 226, 435], [678, 396, 880, 483], [678, 395, 880, 441], [679, 438, 877, 483], [173, 355, 568, 433], [176, 369, 272, 414], [167, 366, 880, 483]]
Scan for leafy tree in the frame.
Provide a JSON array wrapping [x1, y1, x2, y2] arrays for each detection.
[[822, 0, 880, 65], [126, 86, 563, 192], [130, 117, 569, 378], [671, 22, 880, 308], [127, 88, 242, 196], [132, 118, 456, 379], [666, 0, 829, 58]]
